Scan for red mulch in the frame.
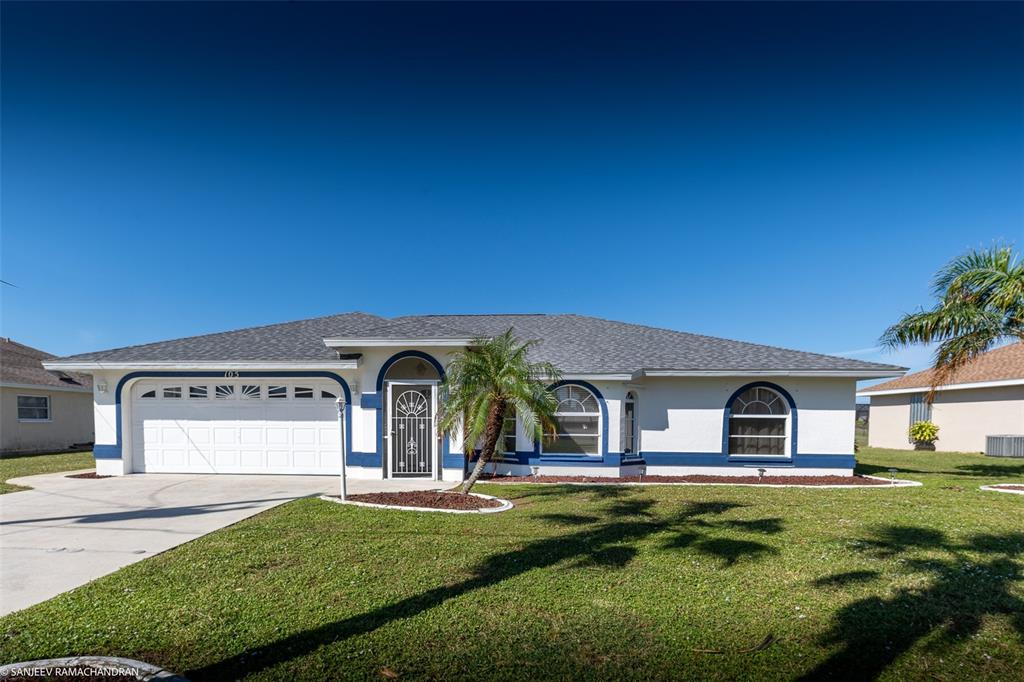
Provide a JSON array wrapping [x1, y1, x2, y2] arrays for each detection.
[[346, 491, 503, 510], [479, 473, 891, 486], [65, 472, 112, 479], [991, 484, 1024, 491]]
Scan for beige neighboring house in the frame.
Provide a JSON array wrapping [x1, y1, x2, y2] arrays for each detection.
[[858, 343, 1024, 453], [1, 338, 94, 454]]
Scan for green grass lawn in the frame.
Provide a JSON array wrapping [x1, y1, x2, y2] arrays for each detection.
[[0, 450, 94, 494], [1, 447, 1022, 680]]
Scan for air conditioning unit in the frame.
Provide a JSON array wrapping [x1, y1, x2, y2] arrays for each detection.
[[986, 435, 1024, 458]]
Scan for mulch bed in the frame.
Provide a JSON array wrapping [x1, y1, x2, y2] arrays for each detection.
[[479, 474, 892, 486], [990, 484, 1024, 491], [66, 472, 112, 479], [346, 491, 504, 510]]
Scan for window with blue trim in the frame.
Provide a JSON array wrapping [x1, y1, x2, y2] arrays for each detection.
[[728, 386, 790, 456], [545, 385, 600, 455]]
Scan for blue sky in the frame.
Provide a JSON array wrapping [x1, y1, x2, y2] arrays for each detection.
[[2, 2, 1022, 382]]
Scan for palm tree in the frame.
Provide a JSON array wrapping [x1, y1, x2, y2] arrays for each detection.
[[881, 244, 1024, 397], [438, 329, 561, 493]]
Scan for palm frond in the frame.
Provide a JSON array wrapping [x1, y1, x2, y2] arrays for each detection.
[[882, 244, 1024, 399]]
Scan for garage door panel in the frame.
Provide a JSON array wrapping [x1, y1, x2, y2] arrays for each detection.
[[239, 427, 262, 445], [294, 451, 317, 467], [131, 380, 342, 474], [216, 450, 240, 467], [215, 427, 239, 445], [320, 428, 339, 446], [187, 427, 211, 444], [161, 426, 186, 445], [293, 428, 316, 446], [240, 451, 264, 468], [267, 450, 290, 467], [163, 449, 186, 466]]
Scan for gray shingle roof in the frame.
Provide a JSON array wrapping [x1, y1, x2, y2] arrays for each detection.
[[48, 312, 904, 375], [50, 312, 387, 363], [395, 314, 904, 374], [1, 338, 92, 390]]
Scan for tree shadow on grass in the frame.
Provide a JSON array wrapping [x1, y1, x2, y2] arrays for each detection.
[[801, 526, 1024, 681], [190, 495, 780, 680], [856, 460, 1024, 479]]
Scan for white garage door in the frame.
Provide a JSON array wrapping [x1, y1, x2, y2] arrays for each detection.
[[130, 379, 343, 474]]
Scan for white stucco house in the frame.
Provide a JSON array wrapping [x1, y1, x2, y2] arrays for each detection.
[[858, 342, 1024, 453], [42, 313, 904, 480]]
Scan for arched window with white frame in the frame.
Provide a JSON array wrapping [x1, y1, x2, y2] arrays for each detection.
[[728, 385, 791, 457], [545, 384, 601, 455]]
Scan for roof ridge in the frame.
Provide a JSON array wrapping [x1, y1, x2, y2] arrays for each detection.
[[402, 313, 556, 318], [353, 317, 477, 337]]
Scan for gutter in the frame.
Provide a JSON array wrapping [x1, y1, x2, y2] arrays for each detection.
[[858, 377, 1024, 397]]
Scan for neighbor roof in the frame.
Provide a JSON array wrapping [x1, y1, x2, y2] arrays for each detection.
[[859, 342, 1024, 393], [0, 338, 92, 391], [46, 312, 904, 377]]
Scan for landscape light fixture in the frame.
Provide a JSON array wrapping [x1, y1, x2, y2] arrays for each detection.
[[888, 468, 898, 485]]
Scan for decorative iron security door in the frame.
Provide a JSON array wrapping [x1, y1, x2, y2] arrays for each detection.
[[389, 386, 434, 477]]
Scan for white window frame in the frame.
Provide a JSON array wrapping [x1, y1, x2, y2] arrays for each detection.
[[17, 394, 51, 422], [728, 386, 791, 459], [542, 384, 601, 457]]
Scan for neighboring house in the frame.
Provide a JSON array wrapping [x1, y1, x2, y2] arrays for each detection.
[[857, 343, 1024, 453], [1, 338, 94, 454], [42, 313, 903, 479]]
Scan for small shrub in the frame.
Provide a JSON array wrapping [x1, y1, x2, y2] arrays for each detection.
[[909, 420, 939, 444]]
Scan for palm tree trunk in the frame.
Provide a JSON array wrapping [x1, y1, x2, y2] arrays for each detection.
[[460, 400, 506, 494]]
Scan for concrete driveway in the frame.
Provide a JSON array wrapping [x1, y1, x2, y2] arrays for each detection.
[[0, 471, 449, 616]]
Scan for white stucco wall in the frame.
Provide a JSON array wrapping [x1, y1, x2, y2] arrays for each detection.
[[635, 377, 855, 456], [868, 385, 1024, 453]]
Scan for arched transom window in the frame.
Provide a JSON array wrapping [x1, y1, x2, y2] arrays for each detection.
[[728, 386, 790, 456], [545, 384, 600, 455]]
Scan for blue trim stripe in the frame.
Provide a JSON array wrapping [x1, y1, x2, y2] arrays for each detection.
[[106, 371, 352, 467], [722, 381, 798, 459], [349, 451, 381, 467]]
